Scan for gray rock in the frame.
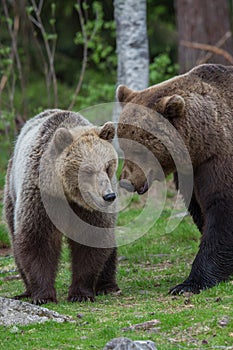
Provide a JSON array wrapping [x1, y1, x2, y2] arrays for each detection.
[[103, 337, 157, 350], [134, 340, 157, 350], [0, 297, 74, 326], [103, 338, 133, 350]]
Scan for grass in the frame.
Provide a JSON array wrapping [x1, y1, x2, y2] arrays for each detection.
[[0, 202, 10, 248], [1, 197, 233, 349]]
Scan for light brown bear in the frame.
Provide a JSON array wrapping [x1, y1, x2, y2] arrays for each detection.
[[4, 109, 119, 305], [117, 64, 233, 294]]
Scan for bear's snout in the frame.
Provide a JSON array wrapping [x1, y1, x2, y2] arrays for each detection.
[[119, 179, 135, 192], [103, 192, 116, 202]]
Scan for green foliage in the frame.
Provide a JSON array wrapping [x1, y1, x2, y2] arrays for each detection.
[[147, 0, 177, 61], [74, 1, 116, 72], [149, 53, 179, 85], [0, 203, 10, 248], [0, 46, 12, 74], [0, 112, 15, 175], [74, 77, 115, 111]]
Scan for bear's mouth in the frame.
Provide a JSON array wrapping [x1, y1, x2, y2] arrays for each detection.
[[119, 178, 150, 195], [136, 181, 149, 195], [136, 169, 155, 195], [86, 192, 115, 210]]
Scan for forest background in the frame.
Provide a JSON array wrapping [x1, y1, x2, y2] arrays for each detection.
[[1, 0, 233, 173], [1, 2, 233, 349]]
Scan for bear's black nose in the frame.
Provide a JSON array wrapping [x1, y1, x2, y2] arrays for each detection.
[[103, 192, 116, 202]]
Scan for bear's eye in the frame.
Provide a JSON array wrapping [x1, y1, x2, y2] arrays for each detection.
[[81, 165, 95, 175], [106, 163, 115, 178]]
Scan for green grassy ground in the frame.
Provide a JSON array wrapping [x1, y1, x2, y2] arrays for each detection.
[[1, 201, 233, 349]]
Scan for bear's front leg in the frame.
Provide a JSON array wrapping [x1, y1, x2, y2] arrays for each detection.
[[67, 239, 110, 302], [170, 199, 233, 295], [95, 248, 120, 295]]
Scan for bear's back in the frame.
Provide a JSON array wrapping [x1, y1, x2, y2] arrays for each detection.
[[10, 109, 91, 202], [189, 64, 233, 89]]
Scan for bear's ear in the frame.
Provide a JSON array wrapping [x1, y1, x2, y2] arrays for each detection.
[[116, 85, 134, 103], [54, 127, 73, 154], [162, 95, 185, 119], [98, 122, 115, 141]]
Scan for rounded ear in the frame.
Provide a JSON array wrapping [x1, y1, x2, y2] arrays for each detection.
[[54, 127, 73, 154], [116, 85, 134, 103], [162, 95, 185, 119], [98, 122, 115, 141]]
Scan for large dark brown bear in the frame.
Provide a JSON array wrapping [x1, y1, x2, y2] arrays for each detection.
[[4, 109, 119, 305], [117, 64, 233, 294]]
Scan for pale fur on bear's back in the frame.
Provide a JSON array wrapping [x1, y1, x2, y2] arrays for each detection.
[[10, 109, 92, 235]]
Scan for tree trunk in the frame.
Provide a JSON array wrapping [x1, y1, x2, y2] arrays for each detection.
[[175, 0, 233, 73], [114, 0, 149, 90], [113, 0, 149, 151]]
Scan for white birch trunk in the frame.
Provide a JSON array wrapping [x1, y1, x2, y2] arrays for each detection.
[[113, 0, 149, 150], [114, 0, 149, 91]]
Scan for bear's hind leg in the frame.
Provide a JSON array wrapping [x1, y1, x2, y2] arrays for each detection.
[[3, 169, 31, 299], [95, 248, 120, 295], [170, 200, 233, 295], [13, 254, 31, 300], [14, 216, 62, 305]]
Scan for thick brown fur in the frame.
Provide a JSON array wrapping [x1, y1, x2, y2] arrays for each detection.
[[4, 109, 119, 305], [117, 64, 233, 294]]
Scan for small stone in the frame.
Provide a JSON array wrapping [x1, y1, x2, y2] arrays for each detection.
[[10, 325, 20, 334], [134, 340, 157, 350], [218, 316, 230, 327], [103, 337, 157, 350], [118, 256, 128, 262], [215, 297, 222, 302]]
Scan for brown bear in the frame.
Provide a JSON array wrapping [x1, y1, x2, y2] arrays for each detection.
[[4, 109, 119, 305], [117, 64, 233, 294]]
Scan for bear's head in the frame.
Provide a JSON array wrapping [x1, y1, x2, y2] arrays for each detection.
[[53, 122, 118, 211], [117, 85, 188, 194]]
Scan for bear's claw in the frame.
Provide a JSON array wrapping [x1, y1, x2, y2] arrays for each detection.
[[32, 296, 57, 305], [67, 295, 95, 303], [169, 282, 202, 295]]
